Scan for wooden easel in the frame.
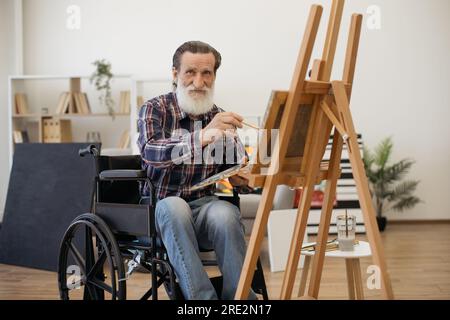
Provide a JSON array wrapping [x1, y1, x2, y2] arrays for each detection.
[[236, 0, 394, 300]]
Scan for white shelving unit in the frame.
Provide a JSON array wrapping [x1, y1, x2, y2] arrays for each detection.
[[8, 74, 134, 167]]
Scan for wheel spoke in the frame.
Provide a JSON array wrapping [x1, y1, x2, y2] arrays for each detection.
[[88, 278, 113, 294], [85, 282, 99, 300], [67, 241, 86, 275], [87, 249, 107, 279]]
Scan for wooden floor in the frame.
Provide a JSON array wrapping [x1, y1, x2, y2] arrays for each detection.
[[0, 223, 449, 300]]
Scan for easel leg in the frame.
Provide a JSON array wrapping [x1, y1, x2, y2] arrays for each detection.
[[297, 255, 311, 297], [332, 81, 394, 299], [353, 259, 365, 300], [279, 182, 315, 299], [280, 107, 330, 299], [307, 131, 344, 298], [345, 259, 356, 300], [234, 176, 278, 299]]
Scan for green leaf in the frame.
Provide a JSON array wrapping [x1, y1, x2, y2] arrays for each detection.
[[363, 147, 374, 170], [374, 137, 393, 168], [363, 147, 378, 183], [392, 196, 422, 212], [383, 159, 415, 184], [388, 180, 420, 201]]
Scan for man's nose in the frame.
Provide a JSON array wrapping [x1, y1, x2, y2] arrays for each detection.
[[193, 74, 205, 89]]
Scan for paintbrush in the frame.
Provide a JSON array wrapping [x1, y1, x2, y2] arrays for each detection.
[[218, 107, 261, 130], [241, 121, 260, 130], [345, 209, 349, 237]]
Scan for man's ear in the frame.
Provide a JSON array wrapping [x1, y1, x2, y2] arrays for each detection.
[[172, 67, 178, 84]]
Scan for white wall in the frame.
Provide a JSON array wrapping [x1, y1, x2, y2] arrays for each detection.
[[0, 0, 21, 221], [1, 0, 449, 221]]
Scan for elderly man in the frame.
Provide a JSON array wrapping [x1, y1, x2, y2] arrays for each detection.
[[137, 41, 256, 300]]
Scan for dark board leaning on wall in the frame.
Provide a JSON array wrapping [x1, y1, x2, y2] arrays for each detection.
[[0, 143, 100, 271]]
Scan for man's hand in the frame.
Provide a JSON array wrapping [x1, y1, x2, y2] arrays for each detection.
[[200, 112, 243, 146], [228, 174, 249, 187]]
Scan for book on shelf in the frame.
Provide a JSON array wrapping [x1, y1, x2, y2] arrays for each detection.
[[71, 92, 81, 114], [83, 93, 91, 114], [137, 96, 145, 110], [74, 92, 84, 114], [73, 93, 81, 114], [13, 130, 29, 143], [119, 91, 131, 113], [15, 93, 29, 115], [55, 92, 71, 114], [56, 92, 91, 115], [13, 131, 22, 143], [118, 130, 130, 149], [75, 92, 91, 114], [137, 96, 145, 108]]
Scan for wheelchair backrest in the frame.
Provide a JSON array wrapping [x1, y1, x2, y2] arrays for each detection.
[[97, 155, 143, 204]]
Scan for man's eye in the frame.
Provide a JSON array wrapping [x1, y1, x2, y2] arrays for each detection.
[[186, 70, 194, 75]]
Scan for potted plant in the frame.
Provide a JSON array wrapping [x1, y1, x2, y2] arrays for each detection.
[[90, 59, 114, 118], [363, 137, 422, 231]]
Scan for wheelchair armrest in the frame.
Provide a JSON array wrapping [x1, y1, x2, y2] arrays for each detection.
[[99, 169, 147, 181]]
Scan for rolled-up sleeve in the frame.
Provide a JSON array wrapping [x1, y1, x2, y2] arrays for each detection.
[[137, 101, 202, 168]]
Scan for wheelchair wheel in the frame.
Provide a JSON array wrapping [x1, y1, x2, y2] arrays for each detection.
[[58, 213, 126, 300]]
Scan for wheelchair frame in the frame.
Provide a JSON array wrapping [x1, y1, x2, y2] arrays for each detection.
[[57, 145, 268, 300]]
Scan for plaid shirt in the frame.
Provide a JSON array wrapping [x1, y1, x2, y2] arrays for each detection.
[[137, 91, 246, 201]]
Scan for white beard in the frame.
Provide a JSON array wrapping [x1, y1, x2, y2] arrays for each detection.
[[176, 82, 215, 116]]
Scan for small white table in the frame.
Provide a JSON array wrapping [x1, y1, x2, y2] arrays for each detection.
[[298, 241, 371, 300]]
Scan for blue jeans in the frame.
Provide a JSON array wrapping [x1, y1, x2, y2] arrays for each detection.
[[155, 195, 257, 300]]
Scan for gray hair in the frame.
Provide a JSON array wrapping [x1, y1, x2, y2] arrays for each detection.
[[172, 41, 222, 74]]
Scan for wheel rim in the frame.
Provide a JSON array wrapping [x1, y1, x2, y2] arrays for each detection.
[[58, 215, 126, 300]]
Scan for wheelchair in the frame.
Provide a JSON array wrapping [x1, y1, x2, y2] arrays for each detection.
[[57, 145, 268, 300]]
